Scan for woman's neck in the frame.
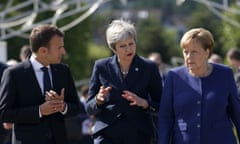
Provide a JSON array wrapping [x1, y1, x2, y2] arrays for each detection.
[[189, 63, 213, 77], [119, 62, 130, 72], [118, 60, 132, 76]]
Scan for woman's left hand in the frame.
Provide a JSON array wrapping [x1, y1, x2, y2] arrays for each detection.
[[122, 90, 148, 109]]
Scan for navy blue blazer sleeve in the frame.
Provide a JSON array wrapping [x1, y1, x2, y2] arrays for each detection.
[[147, 61, 163, 113], [85, 59, 105, 115]]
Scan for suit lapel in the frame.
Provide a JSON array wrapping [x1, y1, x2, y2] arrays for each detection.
[[50, 65, 58, 90], [23, 60, 43, 96], [50, 64, 66, 95]]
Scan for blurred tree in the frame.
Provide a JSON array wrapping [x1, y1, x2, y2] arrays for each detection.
[[111, 0, 162, 9], [3, 1, 93, 80], [136, 15, 179, 64], [185, 4, 224, 57], [62, 16, 91, 80], [220, 4, 240, 55], [6, 0, 240, 80], [6, 38, 29, 62]]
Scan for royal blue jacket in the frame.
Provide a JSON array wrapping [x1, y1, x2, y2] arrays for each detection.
[[158, 64, 240, 144]]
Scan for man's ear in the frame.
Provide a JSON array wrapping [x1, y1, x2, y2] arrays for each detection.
[[206, 49, 210, 58], [39, 47, 48, 54]]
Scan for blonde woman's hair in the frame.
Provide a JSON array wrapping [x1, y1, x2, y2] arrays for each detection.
[[180, 28, 214, 58]]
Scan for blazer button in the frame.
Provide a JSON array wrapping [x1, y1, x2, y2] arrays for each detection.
[[116, 113, 122, 118]]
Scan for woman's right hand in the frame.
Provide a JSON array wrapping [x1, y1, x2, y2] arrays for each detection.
[[96, 86, 112, 105]]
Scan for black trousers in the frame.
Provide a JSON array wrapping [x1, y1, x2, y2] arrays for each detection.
[[93, 115, 152, 144]]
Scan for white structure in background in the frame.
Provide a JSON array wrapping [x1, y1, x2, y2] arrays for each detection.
[[0, 0, 110, 40], [176, 0, 240, 28], [0, 41, 7, 62]]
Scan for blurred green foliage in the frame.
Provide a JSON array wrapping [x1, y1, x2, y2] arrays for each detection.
[[136, 15, 180, 63], [185, 4, 224, 57], [4, 0, 240, 80], [221, 4, 240, 54]]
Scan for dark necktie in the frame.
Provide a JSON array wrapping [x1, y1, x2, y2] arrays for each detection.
[[41, 67, 52, 94]]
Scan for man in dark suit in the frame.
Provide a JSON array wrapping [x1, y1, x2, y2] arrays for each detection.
[[0, 25, 84, 144]]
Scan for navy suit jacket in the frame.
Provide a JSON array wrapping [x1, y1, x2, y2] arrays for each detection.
[[0, 62, 7, 80], [0, 60, 83, 144], [158, 64, 240, 144], [85, 55, 162, 135], [0, 62, 8, 143]]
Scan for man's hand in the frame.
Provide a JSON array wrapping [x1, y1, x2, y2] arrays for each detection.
[[40, 88, 66, 116], [3, 123, 13, 130]]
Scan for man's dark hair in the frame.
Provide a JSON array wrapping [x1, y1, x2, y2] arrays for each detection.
[[20, 45, 32, 61], [227, 48, 240, 61], [30, 25, 64, 53]]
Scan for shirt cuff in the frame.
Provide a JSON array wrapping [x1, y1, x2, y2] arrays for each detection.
[[61, 103, 68, 115], [39, 106, 42, 118]]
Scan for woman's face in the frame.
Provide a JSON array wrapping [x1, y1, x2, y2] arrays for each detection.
[[114, 36, 136, 62], [182, 41, 209, 72]]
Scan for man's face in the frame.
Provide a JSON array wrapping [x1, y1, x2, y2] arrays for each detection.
[[45, 35, 65, 64]]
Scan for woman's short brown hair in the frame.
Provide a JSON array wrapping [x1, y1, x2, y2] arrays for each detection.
[[180, 28, 214, 58]]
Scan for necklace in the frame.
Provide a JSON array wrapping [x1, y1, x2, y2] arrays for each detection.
[[121, 71, 128, 78], [120, 63, 129, 77], [122, 71, 128, 75]]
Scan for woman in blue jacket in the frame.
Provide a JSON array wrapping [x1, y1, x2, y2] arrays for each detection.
[[86, 19, 162, 144], [158, 28, 240, 144]]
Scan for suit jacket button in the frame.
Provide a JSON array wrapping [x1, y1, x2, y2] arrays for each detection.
[[116, 113, 122, 117]]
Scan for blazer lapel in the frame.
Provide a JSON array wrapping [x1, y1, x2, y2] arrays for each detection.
[[179, 67, 202, 95], [50, 64, 66, 95], [109, 55, 125, 85], [108, 55, 144, 89], [125, 55, 143, 88], [50, 65, 58, 91], [23, 60, 43, 97], [109, 55, 144, 88]]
